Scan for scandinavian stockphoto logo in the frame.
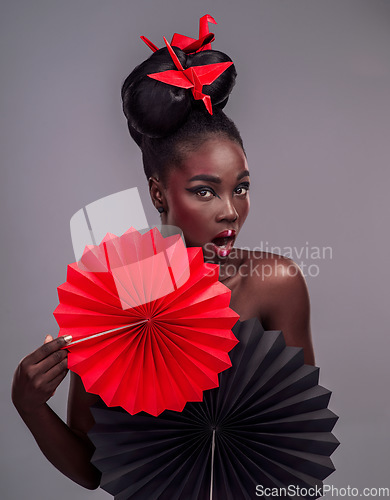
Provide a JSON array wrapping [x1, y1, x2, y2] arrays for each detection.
[[204, 240, 333, 279], [69, 187, 331, 286], [256, 240, 333, 278]]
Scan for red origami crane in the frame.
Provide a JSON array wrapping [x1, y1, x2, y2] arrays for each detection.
[[54, 227, 239, 416], [147, 37, 233, 114], [141, 14, 217, 54]]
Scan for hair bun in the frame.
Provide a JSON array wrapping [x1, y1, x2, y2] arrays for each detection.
[[122, 47, 191, 138], [122, 47, 237, 139]]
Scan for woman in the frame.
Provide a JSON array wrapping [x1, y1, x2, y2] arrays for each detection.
[[11, 35, 314, 491]]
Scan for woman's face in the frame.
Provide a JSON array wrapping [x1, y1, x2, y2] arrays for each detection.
[[163, 137, 250, 262]]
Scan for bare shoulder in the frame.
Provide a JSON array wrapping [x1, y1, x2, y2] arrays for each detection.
[[241, 249, 308, 294], [236, 249, 314, 364], [245, 249, 310, 318]]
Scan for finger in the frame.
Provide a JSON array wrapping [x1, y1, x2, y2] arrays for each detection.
[[44, 335, 54, 344], [45, 357, 68, 383], [29, 335, 72, 364], [37, 348, 68, 373], [46, 366, 69, 394]]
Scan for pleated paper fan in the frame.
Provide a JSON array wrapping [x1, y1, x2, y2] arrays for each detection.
[[88, 318, 339, 500], [54, 227, 239, 416]]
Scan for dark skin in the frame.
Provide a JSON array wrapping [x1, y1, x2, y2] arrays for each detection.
[[150, 137, 314, 362], [12, 336, 101, 489], [11, 135, 314, 489]]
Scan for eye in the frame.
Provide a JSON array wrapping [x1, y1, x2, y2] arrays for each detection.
[[197, 189, 214, 198], [186, 186, 217, 199], [234, 183, 250, 196]]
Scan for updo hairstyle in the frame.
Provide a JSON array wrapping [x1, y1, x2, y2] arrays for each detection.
[[121, 45, 244, 184]]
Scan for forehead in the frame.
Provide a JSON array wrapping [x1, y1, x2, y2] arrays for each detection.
[[173, 138, 248, 180]]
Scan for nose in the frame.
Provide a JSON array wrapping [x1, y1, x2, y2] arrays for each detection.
[[216, 196, 238, 223]]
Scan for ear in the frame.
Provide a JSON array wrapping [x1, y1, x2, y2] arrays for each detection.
[[148, 176, 167, 212]]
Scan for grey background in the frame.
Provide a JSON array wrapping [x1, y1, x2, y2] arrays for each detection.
[[1, 0, 389, 498]]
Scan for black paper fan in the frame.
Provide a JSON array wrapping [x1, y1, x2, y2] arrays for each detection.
[[89, 318, 339, 499]]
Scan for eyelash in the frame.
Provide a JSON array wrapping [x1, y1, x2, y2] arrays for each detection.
[[188, 183, 250, 199]]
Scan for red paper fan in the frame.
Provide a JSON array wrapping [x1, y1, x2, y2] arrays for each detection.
[[54, 227, 239, 416]]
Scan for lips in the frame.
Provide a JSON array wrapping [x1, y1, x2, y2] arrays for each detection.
[[212, 229, 236, 241], [211, 229, 236, 257]]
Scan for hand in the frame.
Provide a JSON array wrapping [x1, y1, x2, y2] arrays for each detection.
[[12, 335, 72, 416]]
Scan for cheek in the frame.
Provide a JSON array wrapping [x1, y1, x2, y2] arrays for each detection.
[[239, 198, 250, 223], [168, 193, 205, 229]]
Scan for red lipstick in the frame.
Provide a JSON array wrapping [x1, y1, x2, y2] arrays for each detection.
[[213, 229, 236, 239], [211, 229, 236, 258]]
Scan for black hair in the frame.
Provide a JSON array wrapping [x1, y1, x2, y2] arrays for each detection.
[[121, 45, 243, 182]]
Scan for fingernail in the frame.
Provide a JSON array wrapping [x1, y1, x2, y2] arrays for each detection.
[[62, 335, 72, 344]]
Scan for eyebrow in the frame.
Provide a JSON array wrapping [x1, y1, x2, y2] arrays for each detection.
[[237, 169, 250, 180], [188, 170, 250, 183]]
